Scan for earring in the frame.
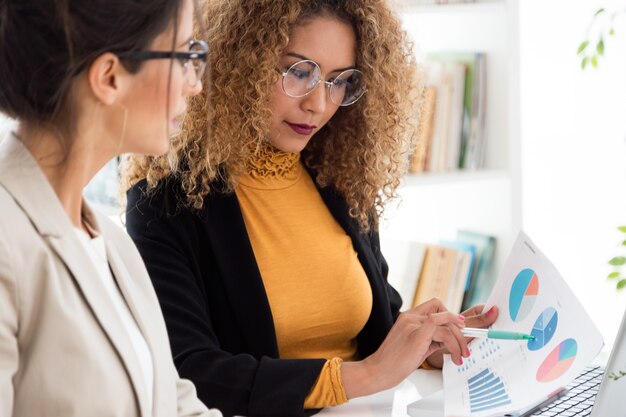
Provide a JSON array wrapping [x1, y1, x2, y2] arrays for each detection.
[[114, 103, 129, 151]]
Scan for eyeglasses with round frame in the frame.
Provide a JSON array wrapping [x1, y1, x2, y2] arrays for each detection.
[[279, 59, 367, 106], [116, 39, 208, 87]]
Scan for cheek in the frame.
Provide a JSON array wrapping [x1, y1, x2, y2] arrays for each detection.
[[163, 76, 181, 114], [269, 84, 290, 125], [322, 105, 341, 126]]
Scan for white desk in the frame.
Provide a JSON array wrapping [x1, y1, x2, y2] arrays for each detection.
[[318, 370, 443, 417], [316, 353, 612, 417]]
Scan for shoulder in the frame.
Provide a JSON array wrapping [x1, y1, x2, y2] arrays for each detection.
[[0, 185, 46, 261], [126, 177, 183, 219], [0, 187, 19, 277], [125, 175, 235, 226]]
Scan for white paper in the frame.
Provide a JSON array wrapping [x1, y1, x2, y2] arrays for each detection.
[[442, 231, 604, 417]]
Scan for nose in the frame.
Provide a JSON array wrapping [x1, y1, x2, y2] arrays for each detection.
[[300, 81, 329, 114]]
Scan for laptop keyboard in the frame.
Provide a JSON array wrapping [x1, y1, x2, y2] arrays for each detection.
[[529, 366, 604, 417]]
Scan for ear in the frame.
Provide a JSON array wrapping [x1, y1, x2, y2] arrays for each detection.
[[87, 52, 128, 106]]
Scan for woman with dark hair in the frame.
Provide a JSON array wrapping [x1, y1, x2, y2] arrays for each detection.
[[124, 1, 498, 416], [0, 1, 221, 416]]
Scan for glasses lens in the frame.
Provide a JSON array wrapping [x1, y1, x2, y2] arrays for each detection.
[[282, 60, 321, 97], [330, 69, 366, 106]]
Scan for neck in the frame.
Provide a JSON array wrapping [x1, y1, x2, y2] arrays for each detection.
[[16, 124, 115, 229]]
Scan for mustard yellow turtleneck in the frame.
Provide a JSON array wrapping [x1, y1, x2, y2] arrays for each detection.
[[234, 145, 373, 409]]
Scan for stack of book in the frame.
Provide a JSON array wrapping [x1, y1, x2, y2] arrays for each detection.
[[384, 230, 496, 313], [410, 52, 486, 174]]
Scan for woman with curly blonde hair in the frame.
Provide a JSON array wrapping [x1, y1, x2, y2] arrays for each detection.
[[124, 0, 497, 416]]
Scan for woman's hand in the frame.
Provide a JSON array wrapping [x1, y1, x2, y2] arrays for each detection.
[[424, 304, 499, 369], [341, 298, 467, 399]]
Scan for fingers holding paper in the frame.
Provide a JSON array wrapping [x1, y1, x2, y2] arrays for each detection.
[[342, 298, 467, 398], [422, 303, 499, 368], [462, 304, 498, 331]]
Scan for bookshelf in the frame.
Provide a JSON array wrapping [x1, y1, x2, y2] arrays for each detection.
[[381, 0, 522, 306]]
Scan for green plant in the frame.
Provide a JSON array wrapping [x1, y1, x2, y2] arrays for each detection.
[[607, 226, 626, 291], [578, 6, 626, 384], [608, 367, 626, 381], [578, 9, 626, 291], [577, 7, 624, 69]]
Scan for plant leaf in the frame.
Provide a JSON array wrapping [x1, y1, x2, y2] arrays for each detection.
[[582, 57, 589, 70], [617, 279, 626, 290], [608, 272, 620, 279], [618, 226, 626, 233], [597, 39, 605, 55], [595, 8, 605, 16], [577, 40, 590, 54], [609, 256, 626, 266], [591, 55, 598, 68], [622, 239, 626, 246], [609, 28, 616, 36]]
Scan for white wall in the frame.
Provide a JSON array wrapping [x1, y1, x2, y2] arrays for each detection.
[[0, 115, 16, 139], [519, 0, 626, 351]]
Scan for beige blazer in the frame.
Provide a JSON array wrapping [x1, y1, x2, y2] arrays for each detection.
[[0, 135, 221, 417]]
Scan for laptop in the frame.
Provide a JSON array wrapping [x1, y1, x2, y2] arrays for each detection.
[[408, 307, 626, 417]]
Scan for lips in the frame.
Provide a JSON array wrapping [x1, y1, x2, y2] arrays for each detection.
[[285, 121, 316, 136]]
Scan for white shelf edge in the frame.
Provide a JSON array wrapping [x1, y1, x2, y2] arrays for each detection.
[[400, 169, 510, 187]]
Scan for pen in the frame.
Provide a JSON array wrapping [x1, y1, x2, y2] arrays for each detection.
[[462, 328, 535, 340]]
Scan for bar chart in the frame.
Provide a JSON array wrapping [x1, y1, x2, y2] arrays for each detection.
[[467, 368, 512, 413]]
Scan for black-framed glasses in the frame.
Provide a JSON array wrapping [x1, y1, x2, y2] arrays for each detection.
[[116, 39, 208, 87], [280, 59, 367, 106]]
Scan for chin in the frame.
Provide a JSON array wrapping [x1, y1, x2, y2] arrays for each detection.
[[149, 141, 171, 157], [127, 136, 170, 157]]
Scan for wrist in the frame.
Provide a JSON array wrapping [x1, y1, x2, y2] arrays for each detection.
[[340, 359, 381, 399]]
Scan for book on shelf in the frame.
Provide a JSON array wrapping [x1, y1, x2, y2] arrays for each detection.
[[382, 231, 495, 313], [439, 240, 477, 313], [412, 244, 458, 308], [456, 229, 496, 310], [409, 52, 486, 174], [410, 86, 436, 173], [382, 240, 427, 311]]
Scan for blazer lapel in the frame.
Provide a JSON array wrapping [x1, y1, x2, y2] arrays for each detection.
[[0, 135, 151, 417], [46, 233, 152, 417], [201, 189, 279, 358]]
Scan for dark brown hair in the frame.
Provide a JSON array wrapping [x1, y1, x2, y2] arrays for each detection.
[[0, 0, 185, 127]]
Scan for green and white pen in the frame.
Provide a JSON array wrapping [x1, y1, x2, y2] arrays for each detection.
[[462, 328, 535, 340]]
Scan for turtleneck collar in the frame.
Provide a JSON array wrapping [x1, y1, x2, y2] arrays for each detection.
[[238, 142, 303, 190]]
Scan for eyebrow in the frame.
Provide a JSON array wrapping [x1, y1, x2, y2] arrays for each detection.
[[285, 52, 355, 73]]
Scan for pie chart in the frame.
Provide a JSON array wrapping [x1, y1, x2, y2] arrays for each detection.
[[528, 307, 558, 351], [509, 268, 539, 322], [536, 339, 577, 382]]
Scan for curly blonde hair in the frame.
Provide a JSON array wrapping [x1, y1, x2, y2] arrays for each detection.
[[123, 0, 420, 233]]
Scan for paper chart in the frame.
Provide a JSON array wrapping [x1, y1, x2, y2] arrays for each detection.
[[442, 231, 604, 417]]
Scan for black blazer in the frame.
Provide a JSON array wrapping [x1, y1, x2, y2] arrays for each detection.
[[126, 173, 402, 417]]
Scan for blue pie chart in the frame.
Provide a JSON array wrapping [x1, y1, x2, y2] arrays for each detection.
[[509, 268, 539, 322], [528, 307, 558, 351]]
